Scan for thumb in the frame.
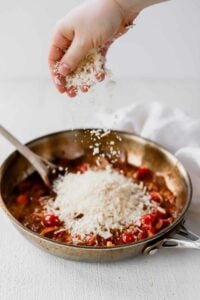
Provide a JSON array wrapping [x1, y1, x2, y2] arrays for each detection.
[[58, 37, 91, 76]]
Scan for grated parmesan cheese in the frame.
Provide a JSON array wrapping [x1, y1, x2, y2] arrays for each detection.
[[54, 48, 106, 91], [45, 168, 154, 240], [89, 129, 122, 163]]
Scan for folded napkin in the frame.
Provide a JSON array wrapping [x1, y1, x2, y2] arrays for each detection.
[[99, 102, 200, 210]]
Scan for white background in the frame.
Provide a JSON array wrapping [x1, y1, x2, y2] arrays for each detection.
[[0, 1, 200, 300]]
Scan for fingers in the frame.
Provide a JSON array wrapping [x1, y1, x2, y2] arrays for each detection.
[[48, 27, 73, 93], [48, 27, 72, 62], [58, 36, 92, 76], [48, 12, 109, 96], [54, 74, 67, 93], [66, 87, 78, 97], [48, 46, 66, 93]]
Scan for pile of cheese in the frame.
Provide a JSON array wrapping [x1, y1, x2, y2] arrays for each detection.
[[54, 48, 106, 90], [45, 168, 153, 240]]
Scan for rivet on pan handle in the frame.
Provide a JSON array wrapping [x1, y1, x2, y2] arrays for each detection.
[[143, 225, 200, 255]]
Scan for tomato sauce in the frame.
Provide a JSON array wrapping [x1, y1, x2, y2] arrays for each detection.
[[7, 156, 179, 247]]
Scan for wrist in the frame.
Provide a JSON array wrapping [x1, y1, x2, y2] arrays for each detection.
[[113, 0, 168, 16], [90, 0, 124, 24]]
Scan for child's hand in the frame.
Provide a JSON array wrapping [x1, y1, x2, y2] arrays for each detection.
[[48, 0, 138, 96]]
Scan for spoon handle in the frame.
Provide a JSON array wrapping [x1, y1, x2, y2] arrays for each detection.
[[0, 125, 50, 186]]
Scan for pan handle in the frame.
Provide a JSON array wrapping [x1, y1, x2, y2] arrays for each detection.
[[144, 225, 200, 255]]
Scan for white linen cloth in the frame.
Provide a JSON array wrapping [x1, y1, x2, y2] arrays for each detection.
[[99, 102, 200, 210]]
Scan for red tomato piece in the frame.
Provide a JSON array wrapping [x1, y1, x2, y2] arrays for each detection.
[[150, 212, 158, 225], [141, 213, 157, 226], [122, 232, 135, 244], [16, 194, 29, 205], [133, 227, 140, 235], [156, 207, 168, 218], [150, 192, 162, 203], [136, 167, 152, 180], [138, 230, 148, 241], [76, 163, 90, 173], [42, 214, 60, 227], [147, 226, 157, 237], [156, 218, 171, 230], [87, 235, 97, 246], [141, 214, 152, 225]]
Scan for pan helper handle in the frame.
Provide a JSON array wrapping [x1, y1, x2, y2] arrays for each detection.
[[144, 225, 200, 255]]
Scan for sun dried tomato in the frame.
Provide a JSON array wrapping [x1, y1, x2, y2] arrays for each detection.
[[16, 194, 29, 205]]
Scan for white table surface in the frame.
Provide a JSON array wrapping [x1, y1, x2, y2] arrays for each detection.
[[0, 78, 200, 300]]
